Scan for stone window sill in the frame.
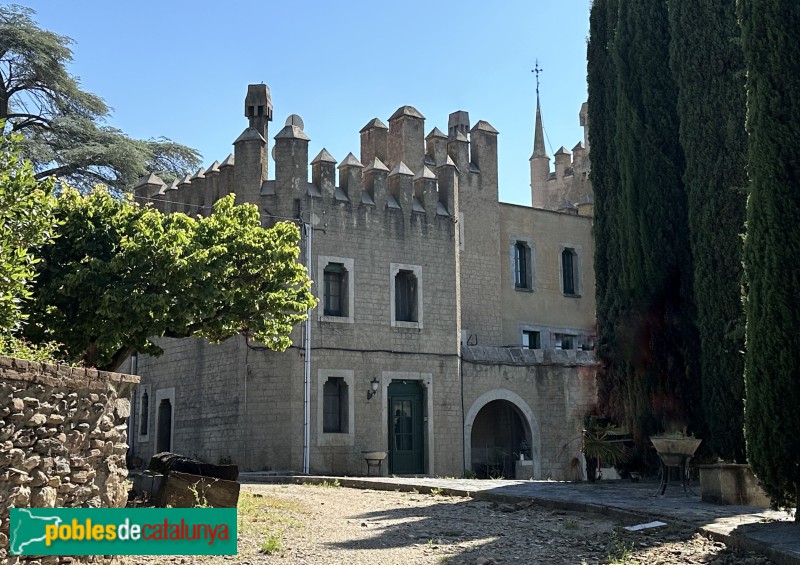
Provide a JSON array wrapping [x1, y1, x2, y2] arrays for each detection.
[[392, 320, 422, 330], [319, 315, 353, 324]]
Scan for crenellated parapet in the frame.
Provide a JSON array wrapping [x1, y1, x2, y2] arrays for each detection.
[[135, 84, 506, 233]]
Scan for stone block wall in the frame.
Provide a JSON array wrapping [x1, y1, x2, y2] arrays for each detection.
[[462, 346, 598, 480], [0, 356, 139, 562]]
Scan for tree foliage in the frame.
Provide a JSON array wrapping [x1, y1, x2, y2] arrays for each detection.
[[0, 5, 200, 192], [668, 0, 747, 463], [22, 192, 317, 371], [0, 126, 57, 337], [739, 0, 800, 512], [589, 0, 703, 452], [588, 0, 626, 424]]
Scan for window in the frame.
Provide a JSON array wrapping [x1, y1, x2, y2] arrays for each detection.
[[323, 263, 346, 316], [318, 256, 354, 323], [511, 238, 534, 290], [317, 369, 354, 446], [555, 333, 577, 350], [562, 249, 575, 294], [323, 377, 348, 433], [139, 391, 149, 436], [522, 330, 541, 349], [390, 263, 423, 328], [154, 387, 175, 453], [560, 246, 581, 296], [137, 384, 151, 442], [395, 270, 417, 322], [514, 242, 528, 288]]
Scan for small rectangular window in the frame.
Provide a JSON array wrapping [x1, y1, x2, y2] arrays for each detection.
[[555, 333, 576, 350], [514, 242, 528, 288], [139, 391, 149, 436], [562, 248, 577, 295], [323, 377, 348, 433], [395, 270, 418, 322], [522, 330, 541, 349], [324, 263, 346, 317]]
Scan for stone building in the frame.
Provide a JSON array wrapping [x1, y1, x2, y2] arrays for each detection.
[[127, 84, 597, 480]]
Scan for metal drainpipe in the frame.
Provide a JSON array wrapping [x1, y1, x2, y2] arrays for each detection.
[[303, 222, 312, 475]]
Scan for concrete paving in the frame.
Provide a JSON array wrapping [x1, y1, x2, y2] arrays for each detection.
[[241, 473, 800, 564]]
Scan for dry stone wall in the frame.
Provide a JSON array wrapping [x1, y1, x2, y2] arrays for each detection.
[[0, 356, 139, 563]]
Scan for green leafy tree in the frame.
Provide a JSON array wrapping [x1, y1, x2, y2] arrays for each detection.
[[668, 0, 747, 463], [0, 126, 57, 341], [739, 0, 800, 514], [23, 191, 317, 371], [0, 5, 200, 192]]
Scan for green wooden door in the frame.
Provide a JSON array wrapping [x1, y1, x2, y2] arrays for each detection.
[[388, 381, 424, 474]]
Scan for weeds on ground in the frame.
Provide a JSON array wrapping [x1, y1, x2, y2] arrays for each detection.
[[430, 487, 444, 496], [260, 533, 283, 555], [189, 480, 211, 508], [563, 519, 578, 530], [238, 491, 306, 558], [607, 529, 637, 564], [304, 478, 342, 488]]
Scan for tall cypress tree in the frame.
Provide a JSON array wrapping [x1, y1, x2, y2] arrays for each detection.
[[740, 0, 800, 512], [668, 0, 747, 462], [587, 0, 624, 422], [610, 0, 702, 444]]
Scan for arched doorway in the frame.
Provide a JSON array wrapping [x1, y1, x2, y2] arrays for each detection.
[[156, 398, 172, 453], [470, 400, 531, 478]]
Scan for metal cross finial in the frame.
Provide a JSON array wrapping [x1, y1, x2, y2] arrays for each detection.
[[532, 60, 543, 98]]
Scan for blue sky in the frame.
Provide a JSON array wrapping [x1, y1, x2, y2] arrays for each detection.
[[21, 0, 591, 206]]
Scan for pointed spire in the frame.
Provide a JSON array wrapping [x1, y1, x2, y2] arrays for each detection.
[[531, 98, 548, 159], [310, 148, 337, 164], [338, 152, 363, 169], [531, 60, 548, 160]]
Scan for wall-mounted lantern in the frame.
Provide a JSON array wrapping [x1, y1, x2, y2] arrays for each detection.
[[367, 377, 380, 400]]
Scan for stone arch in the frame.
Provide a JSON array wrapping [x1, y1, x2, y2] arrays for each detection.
[[464, 389, 541, 479]]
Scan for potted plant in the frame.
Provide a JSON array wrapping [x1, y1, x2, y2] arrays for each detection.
[[649, 432, 702, 467], [583, 422, 630, 482]]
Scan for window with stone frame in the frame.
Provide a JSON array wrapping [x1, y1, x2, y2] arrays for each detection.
[[522, 330, 541, 349], [395, 270, 418, 322], [514, 241, 530, 289], [554, 333, 577, 350], [323, 377, 349, 433], [139, 391, 149, 436], [137, 384, 151, 442], [562, 247, 579, 296], [323, 263, 347, 317]]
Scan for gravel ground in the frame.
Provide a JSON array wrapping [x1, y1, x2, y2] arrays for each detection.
[[117, 483, 774, 565]]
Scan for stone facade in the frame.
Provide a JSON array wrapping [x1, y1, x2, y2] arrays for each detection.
[[0, 356, 139, 563], [129, 84, 597, 479]]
